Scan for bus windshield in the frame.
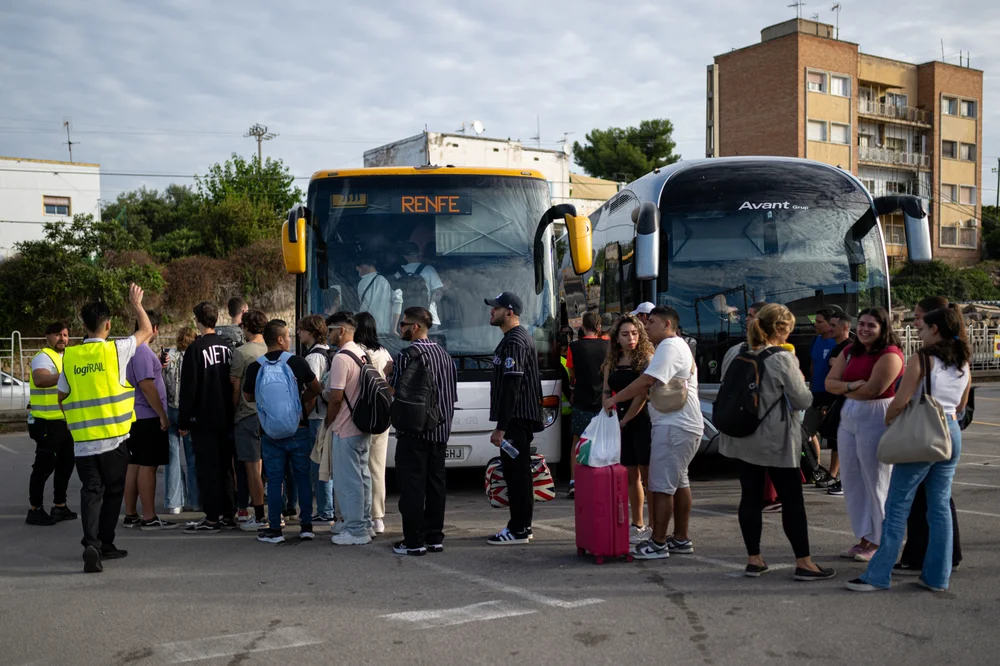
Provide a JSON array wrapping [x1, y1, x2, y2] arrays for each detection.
[[305, 174, 558, 369]]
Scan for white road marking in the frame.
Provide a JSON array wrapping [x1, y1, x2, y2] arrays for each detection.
[[954, 481, 1000, 489], [0, 443, 19, 453], [959, 462, 1000, 468], [155, 626, 321, 663], [959, 453, 1000, 459], [692, 507, 855, 537], [381, 600, 536, 629], [957, 509, 1000, 518]]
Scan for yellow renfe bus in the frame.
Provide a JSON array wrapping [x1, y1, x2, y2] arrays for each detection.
[[281, 165, 591, 468]]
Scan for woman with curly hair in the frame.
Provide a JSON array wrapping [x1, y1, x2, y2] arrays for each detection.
[[602, 313, 655, 543]]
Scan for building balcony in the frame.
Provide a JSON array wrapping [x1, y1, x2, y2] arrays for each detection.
[[858, 146, 931, 169], [858, 99, 931, 126]]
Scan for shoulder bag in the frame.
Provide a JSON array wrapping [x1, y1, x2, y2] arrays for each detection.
[[877, 352, 952, 464], [648, 361, 696, 413]]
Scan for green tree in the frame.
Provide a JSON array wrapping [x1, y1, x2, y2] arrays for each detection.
[[983, 205, 1000, 259], [196, 154, 303, 217], [196, 193, 282, 258], [100, 184, 202, 244], [572, 119, 681, 182]]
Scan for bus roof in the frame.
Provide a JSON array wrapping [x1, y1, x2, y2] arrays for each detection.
[[309, 166, 547, 182]]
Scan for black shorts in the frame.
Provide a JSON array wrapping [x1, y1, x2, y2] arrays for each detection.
[[810, 392, 838, 450], [620, 418, 652, 468], [127, 417, 169, 467]]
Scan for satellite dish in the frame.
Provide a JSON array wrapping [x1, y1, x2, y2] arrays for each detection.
[[562, 142, 572, 156], [471, 120, 485, 135]]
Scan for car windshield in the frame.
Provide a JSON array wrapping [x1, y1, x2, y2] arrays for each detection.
[[306, 174, 558, 368]]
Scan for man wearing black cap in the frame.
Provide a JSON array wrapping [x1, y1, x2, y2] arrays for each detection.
[[484, 292, 542, 545]]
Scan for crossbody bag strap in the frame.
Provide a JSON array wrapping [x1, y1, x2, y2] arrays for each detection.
[[360, 273, 379, 303]]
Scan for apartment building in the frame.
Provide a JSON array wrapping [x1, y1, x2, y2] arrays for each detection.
[[706, 19, 984, 264]]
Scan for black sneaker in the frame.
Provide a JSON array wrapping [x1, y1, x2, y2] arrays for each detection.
[[633, 539, 670, 560], [426, 543, 444, 553], [25, 507, 57, 526], [745, 563, 769, 577], [666, 536, 694, 554], [487, 528, 530, 545], [50, 505, 77, 522], [184, 519, 221, 534], [827, 481, 844, 496], [83, 545, 103, 573], [566, 481, 575, 499], [893, 562, 921, 577], [812, 467, 833, 487], [100, 546, 128, 560], [392, 540, 427, 556], [140, 516, 180, 531], [218, 517, 240, 530], [815, 474, 838, 489], [123, 514, 141, 529], [299, 526, 315, 541], [794, 566, 836, 581], [526, 526, 534, 541], [257, 529, 285, 544]]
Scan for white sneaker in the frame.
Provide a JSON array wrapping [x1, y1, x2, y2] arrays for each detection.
[[167, 507, 182, 515], [236, 509, 251, 523], [372, 518, 385, 534], [331, 531, 372, 546], [367, 525, 377, 538], [239, 517, 266, 532], [331, 520, 346, 535], [629, 525, 652, 545]]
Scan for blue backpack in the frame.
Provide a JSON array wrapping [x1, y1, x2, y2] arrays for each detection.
[[255, 352, 302, 439]]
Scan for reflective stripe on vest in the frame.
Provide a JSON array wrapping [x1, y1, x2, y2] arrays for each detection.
[[62, 340, 135, 443], [29, 347, 65, 421]]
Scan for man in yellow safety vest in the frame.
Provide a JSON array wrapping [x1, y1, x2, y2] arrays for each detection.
[[58, 284, 153, 573], [26, 321, 76, 526]]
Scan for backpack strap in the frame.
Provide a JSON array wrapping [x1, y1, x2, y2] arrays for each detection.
[[415, 263, 426, 276], [360, 273, 379, 303], [262, 351, 293, 366], [335, 349, 368, 414]]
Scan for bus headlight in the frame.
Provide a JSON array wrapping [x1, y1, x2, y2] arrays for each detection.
[[540, 396, 559, 428]]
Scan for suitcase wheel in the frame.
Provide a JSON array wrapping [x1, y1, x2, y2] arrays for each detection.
[[595, 556, 605, 565], [625, 554, 634, 563], [577, 547, 585, 556]]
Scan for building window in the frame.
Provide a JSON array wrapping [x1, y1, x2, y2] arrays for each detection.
[[941, 140, 957, 159], [960, 186, 976, 205], [42, 196, 71, 216], [807, 71, 826, 93], [830, 75, 850, 97], [883, 217, 906, 246], [830, 123, 850, 144], [886, 92, 907, 107], [940, 225, 977, 249], [960, 143, 976, 161], [943, 97, 958, 115], [960, 100, 977, 118], [807, 120, 827, 142], [941, 184, 957, 202], [861, 178, 876, 192]]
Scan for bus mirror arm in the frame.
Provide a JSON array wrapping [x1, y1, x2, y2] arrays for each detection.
[[873, 195, 932, 264], [533, 204, 593, 294]]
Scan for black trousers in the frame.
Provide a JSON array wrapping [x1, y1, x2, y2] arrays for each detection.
[[395, 435, 447, 548], [28, 419, 75, 507], [75, 441, 130, 550], [738, 462, 811, 559], [502, 419, 535, 534], [191, 428, 236, 521], [900, 481, 962, 567]]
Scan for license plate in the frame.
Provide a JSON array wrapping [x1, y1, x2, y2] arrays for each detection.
[[445, 447, 466, 460]]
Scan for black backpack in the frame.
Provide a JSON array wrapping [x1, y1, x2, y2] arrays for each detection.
[[337, 350, 392, 434], [390, 346, 441, 433], [396, 264, 429, 309], [305, 345, 336, 371], [714, 346, 786, 438]]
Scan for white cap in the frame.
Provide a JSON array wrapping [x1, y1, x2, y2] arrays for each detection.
[[630, 302, 655, 316]]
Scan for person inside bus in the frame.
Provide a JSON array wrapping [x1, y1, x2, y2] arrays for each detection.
[[395, 241, 444, 326], [825, 307, 904, 563], [355, 255, 402, 337]]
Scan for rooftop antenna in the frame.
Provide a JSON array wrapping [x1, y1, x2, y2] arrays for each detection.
[[560, 132, 574, 156], [243, 123, 276, 164], [941, 39, 945, 62], [810, 13, 819, 21], [529, 115, 541, 148], [831, 3, 841, 39], [788, 1, 805, 19], [63, 119, 77, 163]]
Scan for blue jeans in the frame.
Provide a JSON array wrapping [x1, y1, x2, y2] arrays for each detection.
[[309, 419, 334, 518], [166, 406, 197, 510], [331, 432, 372, 537], [262, 428, 313, 532], [861, 418, 962, 590]]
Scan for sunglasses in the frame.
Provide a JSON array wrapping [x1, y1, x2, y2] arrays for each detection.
[[399, 321, 417, 330]]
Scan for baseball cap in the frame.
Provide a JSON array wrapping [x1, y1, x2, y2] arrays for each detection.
[[484, 292, 523, 316], [630, 302, 655, 316]]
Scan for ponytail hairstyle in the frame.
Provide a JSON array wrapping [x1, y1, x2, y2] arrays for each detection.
[[920, 304, 970, 373], [747, 303, 795, 349]]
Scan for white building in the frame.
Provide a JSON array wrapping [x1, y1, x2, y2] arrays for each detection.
[[363, 131, 616, 216], [0, 157, 101, 259]]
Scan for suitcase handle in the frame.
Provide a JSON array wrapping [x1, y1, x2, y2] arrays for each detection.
[[617, 500, 625, 525]]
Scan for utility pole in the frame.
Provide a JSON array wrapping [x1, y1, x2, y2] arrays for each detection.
[[992, 158, 999, 208], [243, 123, 277, 164], [831, 3, 841, 39], [63, 120, 77, 163]]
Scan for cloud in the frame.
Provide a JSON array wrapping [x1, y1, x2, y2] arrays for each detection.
[[0, 0, 996, 203]]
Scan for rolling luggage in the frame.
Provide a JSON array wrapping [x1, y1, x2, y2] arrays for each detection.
[[574, 463, 632, 565]]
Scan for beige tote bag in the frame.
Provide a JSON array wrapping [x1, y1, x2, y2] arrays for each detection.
[[877, 352, 952, 464], [648, 362, 696, 413]]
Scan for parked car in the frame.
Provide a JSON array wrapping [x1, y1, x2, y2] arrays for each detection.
[[0, 370, 29, 411]]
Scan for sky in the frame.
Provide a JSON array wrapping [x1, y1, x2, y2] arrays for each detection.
[[1, 0, 997, 207]]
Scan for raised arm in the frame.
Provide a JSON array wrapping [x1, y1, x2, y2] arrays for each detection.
[[130, 284, 154, 348]]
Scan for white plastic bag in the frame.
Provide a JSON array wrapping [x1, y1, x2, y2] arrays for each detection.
[[574, 411, 621, 467]]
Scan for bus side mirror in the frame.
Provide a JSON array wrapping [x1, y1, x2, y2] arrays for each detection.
[[534, 204, 593, 293], [873, 195, 932, 264], [631, 202, 660, 280], [282, 205, 309, 274]]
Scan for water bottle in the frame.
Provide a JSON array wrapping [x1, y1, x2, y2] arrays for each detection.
[[500, 439, 519, 459]]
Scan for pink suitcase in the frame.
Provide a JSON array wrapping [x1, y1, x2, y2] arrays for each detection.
[[574, 463, 633, 565]]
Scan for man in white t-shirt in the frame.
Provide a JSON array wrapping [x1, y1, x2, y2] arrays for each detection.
[[356, 257, 402, 335], [395, 243, 444, 326], [604, 306, 704, 560]]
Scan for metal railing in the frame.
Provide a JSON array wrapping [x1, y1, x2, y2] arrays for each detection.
[[858, 99, 931, 124], [858, 146, 931, 169], [896, 323, 1000, 373]]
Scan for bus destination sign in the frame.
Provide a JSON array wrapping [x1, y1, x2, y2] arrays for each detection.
[[392, 194, 471, 215]]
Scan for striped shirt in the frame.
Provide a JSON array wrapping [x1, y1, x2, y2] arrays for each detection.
[[390, 339, 458, 443], [490, 325, 542, 429]]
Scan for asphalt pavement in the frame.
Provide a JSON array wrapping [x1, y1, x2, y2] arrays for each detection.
[[2, 389, 1000, 665]]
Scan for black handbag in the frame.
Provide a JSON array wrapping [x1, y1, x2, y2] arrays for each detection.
[[818, 395, 845, 440], [958, 386, 976, 431]]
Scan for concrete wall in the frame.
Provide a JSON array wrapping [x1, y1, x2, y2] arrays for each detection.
[[0, 157, 101, 260]]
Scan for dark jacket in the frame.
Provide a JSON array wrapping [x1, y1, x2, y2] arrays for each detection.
[[178, 333, 234, 430]]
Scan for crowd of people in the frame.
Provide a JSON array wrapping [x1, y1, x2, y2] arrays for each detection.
[[24, 284, 970, 591]]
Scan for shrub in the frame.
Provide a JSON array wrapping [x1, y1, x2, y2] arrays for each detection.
[[890, 260, 999, 307]]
